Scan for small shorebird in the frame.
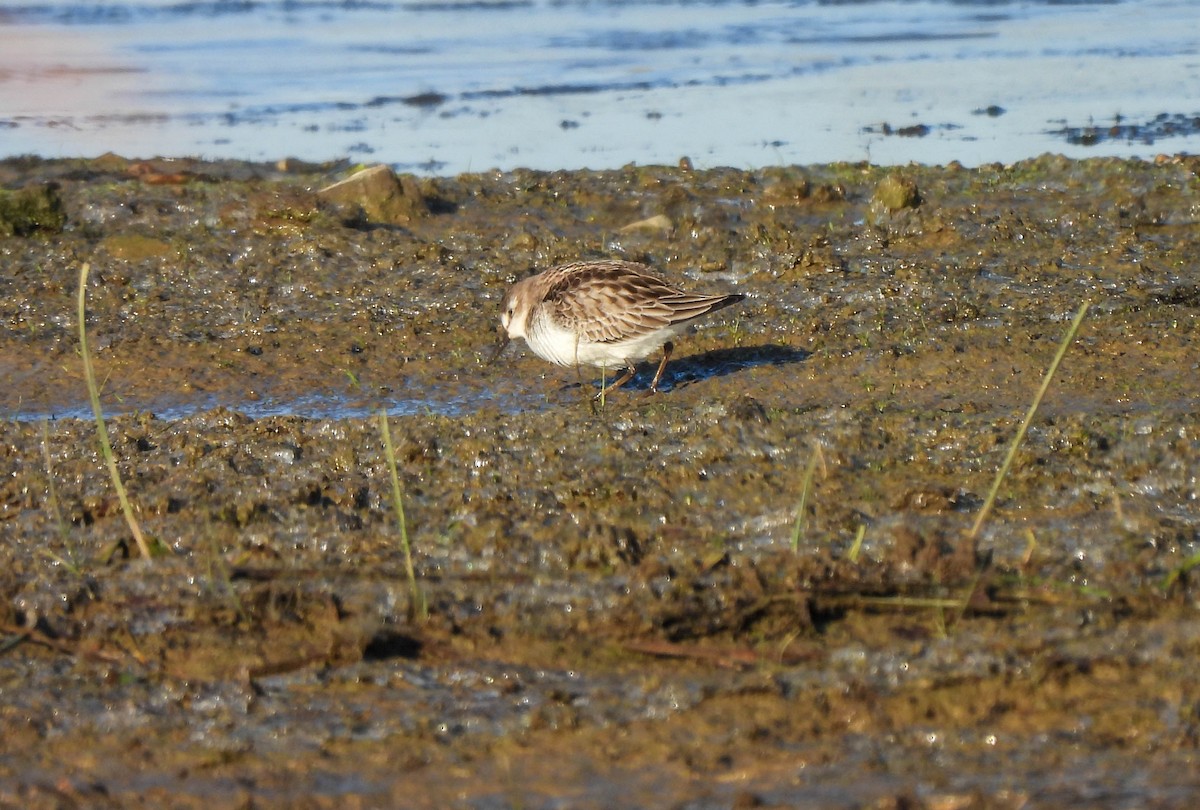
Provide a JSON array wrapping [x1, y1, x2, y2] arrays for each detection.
[[491, 259, 744, 398]]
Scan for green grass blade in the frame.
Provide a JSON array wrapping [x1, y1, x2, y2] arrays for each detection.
[[968, 300, 1090, 540], [378, 408, 427, 621], [848, 524, 866, 563], [790, 448, 822, 552], [78, 263, 152, 560]]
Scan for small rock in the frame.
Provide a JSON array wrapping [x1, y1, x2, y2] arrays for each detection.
[[873, 173, 920, 212], [618, 214, 673, 233], [506, 231, 539, 250], [92, 152, 131, 173], [0, 183, 65, 237], [129, 161, 195, 185], [317, 164, 427, 226], [100, 233, 176, 262], [402, 92, 447, 108], [762, 176, 811, 206]]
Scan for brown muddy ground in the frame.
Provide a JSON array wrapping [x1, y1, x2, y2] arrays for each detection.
[[2, 153, 1200, 808]]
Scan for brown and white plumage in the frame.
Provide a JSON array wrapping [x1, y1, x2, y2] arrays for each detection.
[[492, 259, 744, 397]]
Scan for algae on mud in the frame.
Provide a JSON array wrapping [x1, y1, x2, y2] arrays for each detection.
[[1, 153, 1200, 806]]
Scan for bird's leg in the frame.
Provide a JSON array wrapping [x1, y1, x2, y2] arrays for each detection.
[[647, 341, 675, 394], [593, 363, 637, 401]]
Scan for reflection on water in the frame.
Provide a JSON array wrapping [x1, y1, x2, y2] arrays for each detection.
[[1, 0, 1198, 171], [11, 388, 492, 423], [12, 348, 807, 423]]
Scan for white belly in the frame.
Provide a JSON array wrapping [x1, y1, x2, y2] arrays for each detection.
[[525, 318, 679, 369]]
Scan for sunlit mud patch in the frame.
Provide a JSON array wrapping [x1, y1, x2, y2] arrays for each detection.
[[4, 155, 1200, 806]]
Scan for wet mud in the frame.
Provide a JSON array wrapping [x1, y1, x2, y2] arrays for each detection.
[[2, 153, 1200, 807]]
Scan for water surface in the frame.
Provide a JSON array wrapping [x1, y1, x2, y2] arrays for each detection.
[[2, 0, 1198, 172]]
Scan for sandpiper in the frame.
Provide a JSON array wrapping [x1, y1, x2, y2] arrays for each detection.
[[491, 259, 744, 398]]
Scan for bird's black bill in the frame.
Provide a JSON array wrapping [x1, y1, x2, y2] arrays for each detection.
[[487, 333, 510, 365]]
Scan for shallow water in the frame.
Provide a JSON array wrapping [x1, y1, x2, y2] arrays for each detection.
[[2, 0, 1199, 172]]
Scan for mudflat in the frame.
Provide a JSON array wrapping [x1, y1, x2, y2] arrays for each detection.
[[2, 154, 1199, 807]]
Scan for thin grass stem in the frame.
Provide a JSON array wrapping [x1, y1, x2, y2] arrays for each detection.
[[1162, 551, 1200, 592], [968, 300, 1090, 540], [378, 408, 427, 621], [77, 263, 152, 560], [848, 524, 866, 563], [790, 448, 822, 552]]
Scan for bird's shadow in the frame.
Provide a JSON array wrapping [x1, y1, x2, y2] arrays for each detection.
[[573, 343, 811, 395]]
